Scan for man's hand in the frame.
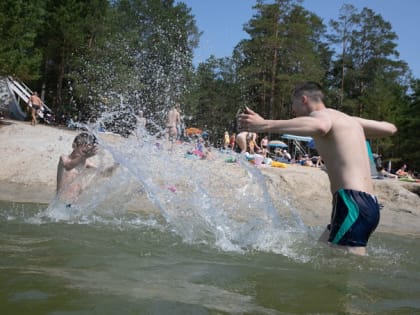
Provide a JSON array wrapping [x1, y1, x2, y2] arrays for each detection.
[[238, 107, 267, 132], [79, 144, 98, 158]]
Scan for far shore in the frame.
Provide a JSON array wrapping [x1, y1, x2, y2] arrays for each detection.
[[1, 119, 419, 236]]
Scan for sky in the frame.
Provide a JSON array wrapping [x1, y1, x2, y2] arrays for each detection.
[[177, 0, 420, 79]]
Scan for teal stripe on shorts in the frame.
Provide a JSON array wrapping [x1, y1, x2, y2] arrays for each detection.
[[332, 189, 360, 244]]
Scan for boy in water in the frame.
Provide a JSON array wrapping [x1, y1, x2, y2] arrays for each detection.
[[239, 82, 397, 255], [56, 132, 117, 204]]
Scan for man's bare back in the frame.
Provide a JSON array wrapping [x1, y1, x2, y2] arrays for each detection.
[[28, 92, 43, 125], [166, 105, 180, 139], [29, 93, 42, 106], [309, 109, 373, 194]]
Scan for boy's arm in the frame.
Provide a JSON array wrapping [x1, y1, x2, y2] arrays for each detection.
[[60, 154, 87, 171], [353, 117, 397, 138], [61, 145, 98, 171]]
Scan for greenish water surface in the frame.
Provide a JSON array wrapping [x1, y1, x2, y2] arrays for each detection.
[[0, 201, 419, 315]]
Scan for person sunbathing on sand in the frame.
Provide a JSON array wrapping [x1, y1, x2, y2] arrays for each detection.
[[56, 132, 117, 205]]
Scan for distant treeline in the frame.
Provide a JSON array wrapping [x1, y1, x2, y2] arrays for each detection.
[[0, 0, 419, 170]]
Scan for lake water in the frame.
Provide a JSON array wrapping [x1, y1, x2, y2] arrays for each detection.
[[1, 133, 419, 314], [0, 199, 419, 315]]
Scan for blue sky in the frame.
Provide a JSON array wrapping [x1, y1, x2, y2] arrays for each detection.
[[177, 0, 420, 79]]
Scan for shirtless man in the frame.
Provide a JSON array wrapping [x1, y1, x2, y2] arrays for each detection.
[[235, 131, 251, 153], [28, 91, 43, 125], [260, 135, 268, 157], [135, 110, 147, 129], [239, 82, 397, 255], [166, 103, 181, 141], [134, 110, 147, 140], [56, 132, 117, 205]]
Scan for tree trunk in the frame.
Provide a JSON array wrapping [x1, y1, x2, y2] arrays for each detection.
[[56, 44, 65, 111]]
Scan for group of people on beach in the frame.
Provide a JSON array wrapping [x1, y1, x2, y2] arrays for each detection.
[[56, 81, 398, 256], [223, 129, 325, 169], [382, 163, 419, 181]]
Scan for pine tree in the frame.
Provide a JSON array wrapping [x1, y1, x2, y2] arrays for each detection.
[[0, 0, 46, 80]]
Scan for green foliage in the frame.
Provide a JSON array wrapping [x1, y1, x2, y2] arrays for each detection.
[[39, 0, 110, 109], [67, 0, 199, 135], [186, 56, 242, 142], [0, 0, 418, 167], [396, 79, 420, 170], [0, 0, 45, 80], [323, 4, 413, 166], [234, 0, 329, 120], [328, 6, 408, 114]]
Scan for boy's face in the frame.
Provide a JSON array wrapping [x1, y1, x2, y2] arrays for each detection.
[[74, 142, 97, 157]]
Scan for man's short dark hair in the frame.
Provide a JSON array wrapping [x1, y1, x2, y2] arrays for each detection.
[[292, 82, 325, 103]]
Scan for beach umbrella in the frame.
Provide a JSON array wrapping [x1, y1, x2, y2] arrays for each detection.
[[185, 127, 202, 136], [268, 140, 288, 148]]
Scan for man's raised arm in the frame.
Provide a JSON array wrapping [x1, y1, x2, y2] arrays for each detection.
[[353, 117, 397, 138]]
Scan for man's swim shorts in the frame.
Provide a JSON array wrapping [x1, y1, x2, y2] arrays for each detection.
[[328, 188, 380, 247]]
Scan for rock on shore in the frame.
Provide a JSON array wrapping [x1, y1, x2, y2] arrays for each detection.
[[1, 119, 419, 236]]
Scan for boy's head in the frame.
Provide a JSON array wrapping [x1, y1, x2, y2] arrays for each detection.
[[72, 132, 97, 149], [291, 81, 325, 116]]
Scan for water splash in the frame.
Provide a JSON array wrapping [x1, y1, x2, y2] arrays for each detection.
[[41, 20, 312, 258], [36, 117, 312, 259]]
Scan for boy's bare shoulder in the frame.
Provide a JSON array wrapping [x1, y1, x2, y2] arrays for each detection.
[[59, 154, 70, 163]]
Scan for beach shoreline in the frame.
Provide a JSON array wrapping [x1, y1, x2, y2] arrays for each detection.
[[1, 119, 419, 236]]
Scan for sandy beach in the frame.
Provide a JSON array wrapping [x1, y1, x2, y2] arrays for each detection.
[[1, 119, 419, 236]]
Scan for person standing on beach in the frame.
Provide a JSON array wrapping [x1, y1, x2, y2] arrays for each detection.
[[235, 131, 248, 153], [260, 135, 268, 157], [28, 91, 43, 125], [166, 103, 181, 142], [134, 110, 147, 140], [239, 82, 397, 255], [229, 132, 236, 151], [223, 131, 230, 150], [135, 110, 147, 129]]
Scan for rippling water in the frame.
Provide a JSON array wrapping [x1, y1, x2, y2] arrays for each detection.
[[0, 200, 419, 315], [1, 132, 419, 314]]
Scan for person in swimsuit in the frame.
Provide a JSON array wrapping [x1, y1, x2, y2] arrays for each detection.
[[28, 91, 43, 125], [166, 103, 181, 143], [239, 82, 397, 255], [229, 132, 236, 151], [260, 135, 268, 157], [235, 131, 248, 153], [328, 188, 380, 247], [223, 131, 230, 150], [247, 132, 260, 154]]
